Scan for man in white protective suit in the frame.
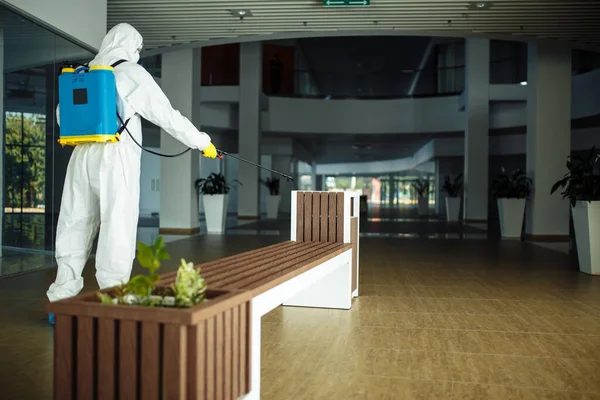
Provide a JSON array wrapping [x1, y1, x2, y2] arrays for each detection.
[[46, 23, 217, 319]]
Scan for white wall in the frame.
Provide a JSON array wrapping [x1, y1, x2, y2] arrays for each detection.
[[3, 0, 106, 49], [199, 69, 600, 135]]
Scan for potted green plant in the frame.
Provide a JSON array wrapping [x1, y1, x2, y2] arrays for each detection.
[[412, 179, 431, 217], [97, 236, 207, 307], [551, 146, 600, 275], [194, 173, 241, 234], [491, 168, 531, 239], [261, 177, 280, 219], [442, 174, 463, 222]]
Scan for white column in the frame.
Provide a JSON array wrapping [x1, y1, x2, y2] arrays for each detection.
[[311, 163, 317, 190], [525, 43, 572, 240], [238, 42, 262, 219], [159, 49, 201, 234], [0, 29, 4, 257], [463, 38, 490, 222], [273, 155, 292, 214]]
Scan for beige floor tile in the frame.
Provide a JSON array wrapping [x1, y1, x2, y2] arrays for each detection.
[[290, 374, 453, 400], [448, 353, 600, 393], [452, 383, 600, 400], [319, 347, 452, 381]]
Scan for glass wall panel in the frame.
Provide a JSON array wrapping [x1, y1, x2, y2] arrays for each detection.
[[1, 4, 93, 276]]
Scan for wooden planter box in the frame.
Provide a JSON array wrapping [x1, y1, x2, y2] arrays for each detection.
[[47, 287, 252, 400]]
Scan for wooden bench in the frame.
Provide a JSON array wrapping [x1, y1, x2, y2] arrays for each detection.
[[48, 190, 360, 400]]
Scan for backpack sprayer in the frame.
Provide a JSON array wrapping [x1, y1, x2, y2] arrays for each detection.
[[58, 60, 294, 182]]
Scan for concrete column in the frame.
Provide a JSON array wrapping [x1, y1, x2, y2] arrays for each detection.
[[463, 38, 490, 222], [388, 174, 395, 206], [525, 43, 572, 241], [273, 155, 292, 214], [311, 163, 317, 190], [238, 42, 262, 219], [159, 48, 201, 234], [0, 29, 3, 257], [315, 175, 324, 191], [435, 160, 443, 215]]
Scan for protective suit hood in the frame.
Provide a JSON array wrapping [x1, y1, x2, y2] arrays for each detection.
[[89, 23, 143, 66]]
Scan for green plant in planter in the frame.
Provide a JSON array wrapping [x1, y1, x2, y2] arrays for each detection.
[[97, 236, 169, 306], [97, 236, 208, 308], [442, 174, 463, 197], [172, 258, 207, 307], [260, 177, 280, 196], [551, 147, 600, 206], [491, 168, 532, 199], [412, 179, 432, 197], [194, 173, 241, 195]]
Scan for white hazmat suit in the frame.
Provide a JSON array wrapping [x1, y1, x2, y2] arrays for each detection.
[[47, 23, 215, 302]]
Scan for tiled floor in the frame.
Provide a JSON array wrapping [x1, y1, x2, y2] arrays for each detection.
[[260, 240, 600, 399], [1, 209, 598, 399]]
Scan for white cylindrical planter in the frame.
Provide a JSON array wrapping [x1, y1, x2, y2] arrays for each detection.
[[203, 194, 228, 234], [572, 201, 600, 275], [266, 195, 281, 219], [497, 198, 526, 239], [418, 196, 428, 216], [445, 197, 461, 222]]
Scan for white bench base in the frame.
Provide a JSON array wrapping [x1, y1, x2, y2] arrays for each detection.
[[240, 250, 353, 400]]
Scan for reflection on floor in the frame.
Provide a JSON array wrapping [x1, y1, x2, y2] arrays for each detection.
[[0, 248, 55, 277], [1, 232, 599, 399], [1, 204, 572, 278]]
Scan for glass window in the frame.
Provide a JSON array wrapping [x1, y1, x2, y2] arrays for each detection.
[[1, 4, 93, 275]]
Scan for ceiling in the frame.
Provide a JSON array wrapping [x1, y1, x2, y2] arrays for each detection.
[[107, 0, 600, 50]]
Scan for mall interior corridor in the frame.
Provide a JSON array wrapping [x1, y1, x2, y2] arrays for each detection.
[[0, 206, 598, 399]]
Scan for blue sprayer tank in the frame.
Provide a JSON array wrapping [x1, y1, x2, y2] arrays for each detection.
[[58, 65, 120, 146]]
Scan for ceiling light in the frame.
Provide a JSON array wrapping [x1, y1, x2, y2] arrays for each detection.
[[520, 81, 528, 86], [229, 9, 253, 17], [467, 1, 492, 10]]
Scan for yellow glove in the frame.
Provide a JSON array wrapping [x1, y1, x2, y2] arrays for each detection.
[[202, 143, 217, 159]]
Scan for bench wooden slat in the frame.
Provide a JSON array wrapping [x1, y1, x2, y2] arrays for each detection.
[[155, 243, 325, 289], [230, 243, 349, 291], [296, 193, 304, 241], [140, 322, 160, 400], [187, 322, 205, 400], [54, 315, 73, 400], [328, 192, 337, 242], [240, 303, 250, 394], [206, 243, 335, 288], [232, 305, 240, 400], [206, 317, 216, 400], [199, 242, 327, 284], [216, 313, 224, 400], [336, 192, 344, 243], [97, 318, 115, 400], [119, 320, 138, 400], [163, 324, 187, 399], [303, 193, 312, 241], [199, 242, 311, 280], [312, 192, 320, 241], [77, 316, 94, 399], [320, 193, 329, 241], [224, 309, 233, 400], [241, 244, 352, 296], [159, 242, 296, 281]]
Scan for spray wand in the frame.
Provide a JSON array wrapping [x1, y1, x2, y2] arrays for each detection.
[[217, 150, 294, 182]]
